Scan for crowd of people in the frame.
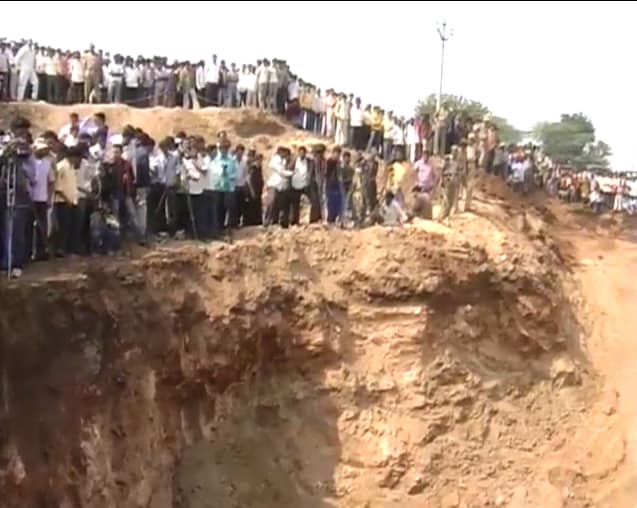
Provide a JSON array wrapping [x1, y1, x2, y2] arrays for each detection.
[[0, 38, 456, 162], [0, 100, 517, 280], [540, 166, 637, 215], [0, 39, 631, 281], [0, 110, 430, 279]]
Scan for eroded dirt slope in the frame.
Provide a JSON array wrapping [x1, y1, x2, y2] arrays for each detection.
[[0, 194, 598, 507]]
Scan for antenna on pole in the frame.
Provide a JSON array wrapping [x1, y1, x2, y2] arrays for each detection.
[[436, 21, 453, 112]]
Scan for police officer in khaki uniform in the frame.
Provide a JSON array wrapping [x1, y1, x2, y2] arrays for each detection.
[[433, 106, 448, 156], [438, 145, 460, 223], [477, 116, 489, 171], [454, 139, 467, 214]]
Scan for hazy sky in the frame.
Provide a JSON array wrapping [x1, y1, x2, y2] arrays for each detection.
[[4, 1, 634, 169]]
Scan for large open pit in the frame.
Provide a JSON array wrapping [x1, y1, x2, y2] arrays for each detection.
[[0, 217, 596, 507]]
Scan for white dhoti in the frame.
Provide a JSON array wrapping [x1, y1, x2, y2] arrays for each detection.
[[17, 67, 38, 101]]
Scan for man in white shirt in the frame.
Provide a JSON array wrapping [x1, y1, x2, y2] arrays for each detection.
[[334, 94, 350, 147], [245, 65, 257, 108], [287, 77, 299, 102], [349, 97, 365, 151], [101, 55, 111, 98], [237, 64, 248, 107], [290, 146, 312, 225], [107, 55, 125, 104], [180, 139, 206, 239], [264, 146, 293, 226], [69, 51, 84, 103], [405, 118, 419, 163], [15, 41, 38, 101], [205, 54, 219, 106], [35, 45, 47, 101], [44, 48, 57, 103], [124, 58, 140, 105]]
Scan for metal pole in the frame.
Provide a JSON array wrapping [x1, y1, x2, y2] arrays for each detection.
[[436, 21, 452, 112]]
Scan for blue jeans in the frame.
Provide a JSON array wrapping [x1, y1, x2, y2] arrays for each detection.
[[326, 182, 343, 224]]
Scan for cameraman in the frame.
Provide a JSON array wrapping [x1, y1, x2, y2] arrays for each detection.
[[0, 118, 36, 278]]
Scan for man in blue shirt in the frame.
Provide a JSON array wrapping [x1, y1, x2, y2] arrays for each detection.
[[207, 137, 237, 238]]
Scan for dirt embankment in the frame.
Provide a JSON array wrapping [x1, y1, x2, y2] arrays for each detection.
[[0, 197, 597, 507], [0, 103, 323, 154]]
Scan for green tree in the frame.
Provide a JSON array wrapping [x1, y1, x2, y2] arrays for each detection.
[[415, 93, 489, 119], [415, 93, 522, 144], [533, 113, 612, 168]]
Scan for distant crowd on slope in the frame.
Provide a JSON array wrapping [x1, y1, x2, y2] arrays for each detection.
[[1, 38, 454, 162]]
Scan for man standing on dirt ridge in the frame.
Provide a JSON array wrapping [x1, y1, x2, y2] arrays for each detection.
[[205, 54, 219, 107], [439, 146, 460, 222], [81, 44, 101, 104]]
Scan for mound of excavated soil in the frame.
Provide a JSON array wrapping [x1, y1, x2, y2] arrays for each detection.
[[0, 199, 596, 507], [0, 103, 323, 154]]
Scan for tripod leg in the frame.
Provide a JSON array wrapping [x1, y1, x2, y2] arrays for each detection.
[[185, 193, 198, 241], [6, 209, 13, 280]]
